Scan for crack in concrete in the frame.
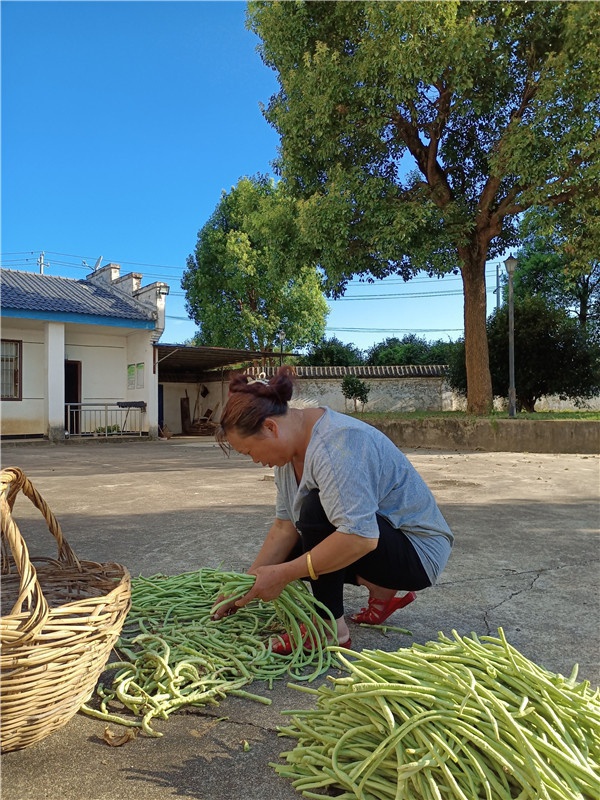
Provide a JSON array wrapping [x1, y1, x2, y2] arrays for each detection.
[[483, 571, 542, 633], [179, 707, 281, 735], [440, 559, 600, 588]]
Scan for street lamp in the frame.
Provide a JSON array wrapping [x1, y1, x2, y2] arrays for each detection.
[[504, 254, 518, 418], [278, 330, 285, 366]]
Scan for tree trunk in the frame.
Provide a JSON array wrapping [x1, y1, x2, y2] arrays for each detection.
[[460, 251, 493, 414], [521, 397, 536, 413]]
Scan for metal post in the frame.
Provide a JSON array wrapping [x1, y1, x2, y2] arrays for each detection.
[[278, 330, 285, 366], [508, 271, 516, 417], [496, 262, 501, 311], [504, 254, 518, 418]]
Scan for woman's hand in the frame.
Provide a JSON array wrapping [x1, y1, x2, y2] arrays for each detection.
[[210, 593, 239, 620], [234, 564, 290, 608]]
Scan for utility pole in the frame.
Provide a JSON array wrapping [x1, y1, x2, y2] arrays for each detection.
[[38, 252, 45, 274]]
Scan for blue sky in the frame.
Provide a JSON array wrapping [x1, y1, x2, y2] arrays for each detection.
[[2, 0, 502, 352]]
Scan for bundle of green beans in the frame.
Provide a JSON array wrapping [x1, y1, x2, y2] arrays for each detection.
[[81, 568, 338, 736], [273, 629, 600, 800]]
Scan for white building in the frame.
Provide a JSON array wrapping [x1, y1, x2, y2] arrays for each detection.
[[1, 264, 169, 441]]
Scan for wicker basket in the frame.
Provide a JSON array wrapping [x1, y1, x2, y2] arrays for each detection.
[[1, 467, 131, 753]]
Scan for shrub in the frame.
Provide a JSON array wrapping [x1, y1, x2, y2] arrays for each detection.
[[341, 375, 370, 411]]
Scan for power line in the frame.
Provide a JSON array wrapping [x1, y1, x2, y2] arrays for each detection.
[[1, 251, 501, 307], [333, 290, 466, 301], [328, 326, 463, 333], [42, 251, 188, 272], [165, 317, 464, 334], [1, 249, 503, 280]]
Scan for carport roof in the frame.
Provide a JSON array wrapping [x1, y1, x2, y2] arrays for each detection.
[[154, 343, 278, 380]]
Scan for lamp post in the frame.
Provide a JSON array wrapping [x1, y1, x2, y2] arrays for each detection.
[[278, 330, 285, 366], [504, 254, 518, 418]]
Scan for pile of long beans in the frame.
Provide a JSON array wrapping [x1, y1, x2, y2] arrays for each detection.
[[273, 629, 600, 800], [81, 568, 338, 736]]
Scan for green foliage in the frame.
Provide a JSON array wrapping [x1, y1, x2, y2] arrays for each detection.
[[297, 336, 364, 366], [248, 1, 600, 412], [341, 374, 370, 411], [298, 333, 460, 368], [447, 297, 600, 412], [182, 175, 329, 351], [95, 424, 121, 435], [511, 206, 600, 338], [366, 335, 459, 366]]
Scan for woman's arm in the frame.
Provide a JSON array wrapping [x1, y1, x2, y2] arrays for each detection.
[[248, 518, 300, 571], [212, 518, 298, 619], [238, 530, 377, 606]]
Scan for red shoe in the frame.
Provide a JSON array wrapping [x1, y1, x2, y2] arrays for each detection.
[[271, 624, 352, 655], [351, 591, 416, 625]]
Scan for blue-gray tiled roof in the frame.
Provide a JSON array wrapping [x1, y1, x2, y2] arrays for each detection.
[[0, 269, 154, 321]]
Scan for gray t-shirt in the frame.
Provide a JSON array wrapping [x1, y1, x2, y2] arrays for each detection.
[[274, 408, 453, 584]]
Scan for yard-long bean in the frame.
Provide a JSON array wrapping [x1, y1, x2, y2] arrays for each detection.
[[81, 567, 339, 736], [272, 629, 600, 800]]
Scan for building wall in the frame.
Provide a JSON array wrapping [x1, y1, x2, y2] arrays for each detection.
[[158, 375, 447, 434], [160, 380, 227, 435], [288, 376, 447, 413], [1, 320, 159, 438], [0, 322, 45, 435], [158, 372, 599, 436], [125, 331, 156, 435], [65, 330, 128, 403], [534, 394, 600, 412]]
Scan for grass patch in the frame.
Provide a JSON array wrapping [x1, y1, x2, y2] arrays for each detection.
[[354, 410, 600, 422]]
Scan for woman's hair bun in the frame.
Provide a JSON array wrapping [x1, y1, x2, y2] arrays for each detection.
[[220, 365, 296, 439], [228, 365, 295, 405], [267, 369, 294, 404]]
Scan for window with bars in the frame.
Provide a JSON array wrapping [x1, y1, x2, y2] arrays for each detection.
[[1, 340, 22, 400]]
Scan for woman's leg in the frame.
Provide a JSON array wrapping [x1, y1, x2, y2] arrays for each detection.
[[296, 489, 349, 641], [296, 488, 345, 618], [298, 489, 432, 622], [349, 516, 431, 623], [352, 517, 432, 593], [295, 489, 431, 633]]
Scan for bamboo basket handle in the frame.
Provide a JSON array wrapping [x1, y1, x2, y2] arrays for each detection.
[[1, 467, 80, 570], [0, 467, 80, 641]]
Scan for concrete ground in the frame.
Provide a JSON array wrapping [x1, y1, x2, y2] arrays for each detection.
[[0, 437, 598, 800]]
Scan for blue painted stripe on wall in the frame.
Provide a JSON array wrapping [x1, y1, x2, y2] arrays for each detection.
[[1, 309, 154, 329]]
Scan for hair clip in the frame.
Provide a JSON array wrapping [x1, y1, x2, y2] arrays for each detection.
[[247, 372, 268, 385]]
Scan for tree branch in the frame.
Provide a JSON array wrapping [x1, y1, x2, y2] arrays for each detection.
[[391, 109, 453, 207], [510, 74, 538, 123], [477, 73, 539, 221]]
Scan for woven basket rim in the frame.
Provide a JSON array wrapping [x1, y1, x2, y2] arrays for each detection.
[[0, 467, 132, 753]]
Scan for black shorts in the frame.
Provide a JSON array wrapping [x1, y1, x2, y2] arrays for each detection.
[[290, 488, 431, 618]]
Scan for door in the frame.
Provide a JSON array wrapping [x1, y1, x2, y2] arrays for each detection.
[[65, 360, 81, 434]]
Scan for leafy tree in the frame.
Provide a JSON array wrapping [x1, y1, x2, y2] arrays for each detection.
[[248, 1, 600, 413], [366, 334, 458, 366], [341, 374, 370, 411], [447, 297, 600, 412], [427, 339, 461, 366], [511, 205, 600, 337], [182, 175, 329, 352], [298, 335, 364, 366]]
